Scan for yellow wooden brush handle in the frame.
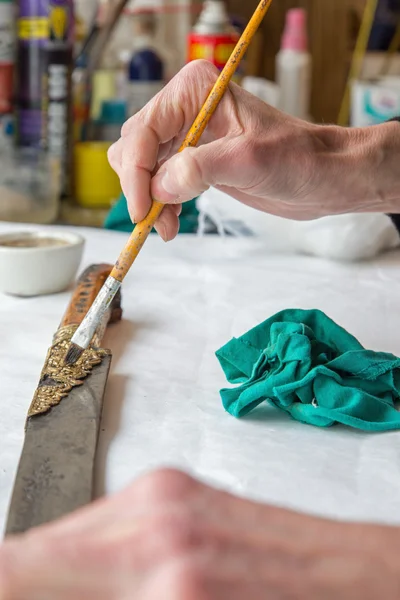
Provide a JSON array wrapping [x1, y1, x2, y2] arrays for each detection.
[[110, 0, 273, 283]]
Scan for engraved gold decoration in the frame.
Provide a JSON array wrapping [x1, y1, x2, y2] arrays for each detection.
[[27, 325, 110, 419]]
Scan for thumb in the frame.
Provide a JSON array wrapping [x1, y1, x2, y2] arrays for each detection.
[[151, 139, 237, 204]]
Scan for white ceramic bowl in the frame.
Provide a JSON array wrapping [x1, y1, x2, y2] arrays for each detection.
[[0, 231, 85, 297]]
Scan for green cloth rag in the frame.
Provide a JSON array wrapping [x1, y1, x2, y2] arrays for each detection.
[[104, 193, 199, 234], [216, 309, 400, 431]]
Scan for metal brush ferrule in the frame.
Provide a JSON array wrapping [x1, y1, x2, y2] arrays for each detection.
[[70, 276, 121, 350]]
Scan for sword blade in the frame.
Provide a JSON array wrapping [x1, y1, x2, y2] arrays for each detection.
[[5, 356, 111, 536]]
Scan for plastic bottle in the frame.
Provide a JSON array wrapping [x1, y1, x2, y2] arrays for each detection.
[[187, 0, 241, 81], [276, 8, 311, 120], [127, 12, 164, 116], [15, 0, 74, 198], [0, 0, 14, 115]]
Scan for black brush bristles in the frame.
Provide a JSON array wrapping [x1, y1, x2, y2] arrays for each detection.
[[64, 343, 84, 366]]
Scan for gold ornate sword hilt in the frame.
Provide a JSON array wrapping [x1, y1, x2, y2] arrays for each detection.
[[27, 264, 122, 421]]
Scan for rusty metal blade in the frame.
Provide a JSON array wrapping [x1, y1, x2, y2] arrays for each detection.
[[4, 356, 111, 537]]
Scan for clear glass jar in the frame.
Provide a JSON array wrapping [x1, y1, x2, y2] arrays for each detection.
[[0, 148, 61, 224]]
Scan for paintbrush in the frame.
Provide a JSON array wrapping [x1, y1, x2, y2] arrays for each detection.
[[75, 1, 99, 65], [86, 0, 131, 75], [78, 0, 131, 141], [65, 0, 273, 366]]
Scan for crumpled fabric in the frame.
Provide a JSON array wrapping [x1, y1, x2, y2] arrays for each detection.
[[104, 193, 199, 233], [216, 309, 400, 431]]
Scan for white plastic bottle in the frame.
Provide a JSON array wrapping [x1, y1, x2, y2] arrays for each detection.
[[276, 8, 311, 120]]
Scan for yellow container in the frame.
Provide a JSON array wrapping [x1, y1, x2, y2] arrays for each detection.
[[74, 142, 121, 208]]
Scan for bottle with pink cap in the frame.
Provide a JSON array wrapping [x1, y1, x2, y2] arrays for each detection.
[[276, 8, 311, 120]]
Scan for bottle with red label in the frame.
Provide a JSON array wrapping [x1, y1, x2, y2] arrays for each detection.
[[187, 0, 242, 81], [0, 0, 14, 115]]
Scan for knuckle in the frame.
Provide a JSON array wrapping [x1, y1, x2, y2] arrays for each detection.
[[180, 59, 219, 82], [137, 468, 198, 504], [107, 143, 118, 168], [160, 561, 207, 600], [0, 546, 16, 600], [149, 510, 201, 556], [121, 114, 139, 137], [177, 149, 205, 191], [225, 135, 266, 188]]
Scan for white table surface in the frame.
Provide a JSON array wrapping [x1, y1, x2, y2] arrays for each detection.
[[2, 222, 400, 535]]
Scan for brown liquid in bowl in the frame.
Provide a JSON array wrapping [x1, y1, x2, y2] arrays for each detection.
[[0, 237, 68, 248]]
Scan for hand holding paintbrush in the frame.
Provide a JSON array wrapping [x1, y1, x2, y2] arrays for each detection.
[[65, 0, 273, 365]]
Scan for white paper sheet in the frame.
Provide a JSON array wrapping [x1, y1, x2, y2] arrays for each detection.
[[2, 222, 400, 536]]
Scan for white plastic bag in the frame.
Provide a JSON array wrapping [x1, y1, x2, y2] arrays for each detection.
[[197, 187, 400, 262]]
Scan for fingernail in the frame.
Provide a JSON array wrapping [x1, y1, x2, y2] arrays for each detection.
[[157, 223, 168, 242], [128, 208, 136, 224]]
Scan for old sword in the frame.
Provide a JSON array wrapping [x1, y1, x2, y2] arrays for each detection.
[[4, 264, 122, 537]]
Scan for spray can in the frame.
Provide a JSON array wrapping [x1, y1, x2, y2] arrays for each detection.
[[15, 0, 74, 197], [0, 0, 14, 115], [187, 0, 241, 81]]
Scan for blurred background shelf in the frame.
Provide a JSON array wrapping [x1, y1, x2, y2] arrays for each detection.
[[59, 201, 111, 227], [1, 0, 399, 228], [225, 0, 373, 123]]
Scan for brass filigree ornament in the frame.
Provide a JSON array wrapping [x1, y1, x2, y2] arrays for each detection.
[[27, 325, 110, 419]]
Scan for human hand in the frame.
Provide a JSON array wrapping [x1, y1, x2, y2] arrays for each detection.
[[108, 60, 393, 242], [2, 469, 399, 599]]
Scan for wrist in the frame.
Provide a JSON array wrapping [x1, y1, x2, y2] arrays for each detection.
[[361, 121, 400, 212], [333, 122, 400, 213], [311, 121, 400, 215]]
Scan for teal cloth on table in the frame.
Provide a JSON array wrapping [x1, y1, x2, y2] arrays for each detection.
[[216, 309, 400, 431], [104, 193, 199, 233]]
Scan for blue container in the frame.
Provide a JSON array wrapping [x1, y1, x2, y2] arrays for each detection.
[[129, 49, 164, 82]]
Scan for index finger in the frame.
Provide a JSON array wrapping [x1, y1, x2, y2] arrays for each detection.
[[108, 61, 220, 222]]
